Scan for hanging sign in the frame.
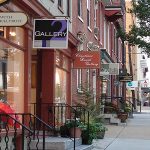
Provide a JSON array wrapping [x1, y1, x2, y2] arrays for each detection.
[[140, 80, 149, 87], [100, 63, 119, 75], [33, 19, 68, 49], [0, 12, 28, 26], [73, 51, 100, 69], [126, 81, 138, 90], [119, 75, 133, 82], [126, 81, 138, 88]]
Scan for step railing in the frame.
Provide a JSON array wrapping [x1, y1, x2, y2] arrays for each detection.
[[0, 113, 33, 150], [100, 96, 124, 114], [100, 96, 134, 116], [0, 113, 56, 150], [31, 103, 90, 149]]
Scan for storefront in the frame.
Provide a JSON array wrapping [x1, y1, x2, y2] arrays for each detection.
[[0, 26, 25, 113], [0, 1, 78, 122]]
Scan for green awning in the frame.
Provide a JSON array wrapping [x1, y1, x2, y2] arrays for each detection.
[[101, 49, 114, 63]]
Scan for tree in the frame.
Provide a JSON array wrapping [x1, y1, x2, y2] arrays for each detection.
[[126, 0, 150, 54], [117, 0, 150, 54]]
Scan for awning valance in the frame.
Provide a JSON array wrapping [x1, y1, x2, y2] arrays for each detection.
[[105, 6, 123, 22], [101, 49, 114, 63]]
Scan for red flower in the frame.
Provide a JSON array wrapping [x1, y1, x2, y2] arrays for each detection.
[[0, 101, 20, 128]]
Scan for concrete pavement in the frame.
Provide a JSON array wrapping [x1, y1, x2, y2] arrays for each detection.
[[92, 107, 150, 150]]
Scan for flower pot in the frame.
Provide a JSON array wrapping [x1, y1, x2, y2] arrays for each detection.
[[97, 131, 105, 139], [118, 113, 128, 123], [70, 127, 82, 138]]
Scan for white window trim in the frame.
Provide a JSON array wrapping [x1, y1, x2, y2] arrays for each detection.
[[87, 0, 90, 27]]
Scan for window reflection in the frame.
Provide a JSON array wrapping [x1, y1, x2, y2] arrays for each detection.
[[9, 27, 25, 46], [0, 47, 24, 113], [55, 68, 67, 103]]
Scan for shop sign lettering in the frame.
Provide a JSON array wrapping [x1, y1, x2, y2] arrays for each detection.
[[73, 51, 100, 69], [100, 63, 119, 75], [0, 12, 28, 26], [33, 19, 68, 49]]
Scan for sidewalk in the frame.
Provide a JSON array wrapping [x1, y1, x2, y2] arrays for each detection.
[[92, 107, 150, 150]]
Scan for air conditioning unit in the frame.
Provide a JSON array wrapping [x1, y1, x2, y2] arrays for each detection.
[[94, 27, 99, 36]]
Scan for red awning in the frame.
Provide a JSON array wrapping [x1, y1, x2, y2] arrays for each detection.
[[105, 7, 123, 21], [105, 9, 122, 17]]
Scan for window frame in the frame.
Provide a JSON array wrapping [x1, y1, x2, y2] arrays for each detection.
[[87, 0, 90, 27], [78, 0, 82, 18]]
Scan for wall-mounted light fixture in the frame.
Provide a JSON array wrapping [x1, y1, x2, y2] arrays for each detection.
[[77, 31, 86, 44]]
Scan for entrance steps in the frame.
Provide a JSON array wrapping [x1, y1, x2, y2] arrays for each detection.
[[103, 114, 121, 125], [30, 137, 93, 150]]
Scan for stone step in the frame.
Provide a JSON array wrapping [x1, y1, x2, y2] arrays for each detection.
[[69, 144, 93, 150], [103, 113, 121, 125], [30, 137, 82, 150], [110, 117, 121, 125]]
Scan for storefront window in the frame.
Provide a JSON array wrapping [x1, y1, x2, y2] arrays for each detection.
[[62, 55, 69, 70], [0, 43, 24, 113], [8, 27, 25, 47], [56, 51, 61, 66], [55, 68, 67, 103]]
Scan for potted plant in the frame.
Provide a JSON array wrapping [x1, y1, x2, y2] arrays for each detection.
[[81, 123, 97, 145], [124, 105, 132, 113], [95, 123, 107, 139], [117, 109, 128, 123], [64, 119, 86, 138], [60, 124, 70, 137]]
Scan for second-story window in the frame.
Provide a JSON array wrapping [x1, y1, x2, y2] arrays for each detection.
[[78, 0, 82, 18], [58, 0, 63, 10], [77, 69, 82, 92], [87, 0, 90, 27], [67, 0, 70, 17]]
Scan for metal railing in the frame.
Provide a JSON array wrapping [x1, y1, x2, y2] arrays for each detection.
[[100, 96, 124, 114], [31, 103, 90, 150], [100, 96, 134, 117], [0, 113, 55, 150]]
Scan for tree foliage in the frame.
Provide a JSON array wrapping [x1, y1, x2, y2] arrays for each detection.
[[118, 0, 150, 54]]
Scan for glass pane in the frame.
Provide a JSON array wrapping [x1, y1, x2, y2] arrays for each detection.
[[62, 55, 69, 70], [0, 42, 24, 113], [55, 68, 67, 103], [56, 51, 61, 66], [9, 27, 25, 47]]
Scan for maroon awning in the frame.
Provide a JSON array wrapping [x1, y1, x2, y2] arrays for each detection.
[[105, 6, 123, 22]]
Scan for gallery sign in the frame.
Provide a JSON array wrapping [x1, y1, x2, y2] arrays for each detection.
[[0, 12, 28, 26], [100, 63, 119, 75], [33, 19, 68, 49], [73, 51, 100, 69]]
